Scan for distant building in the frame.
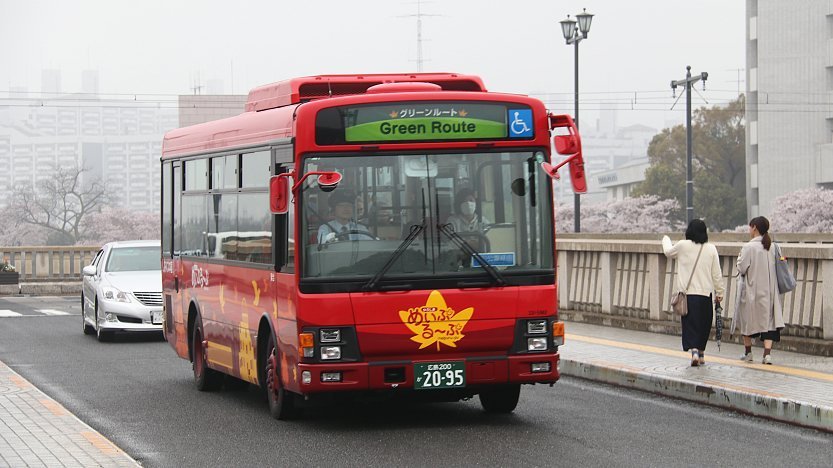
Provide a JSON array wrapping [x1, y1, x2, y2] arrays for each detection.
[[0, 70, 246, 214], [745, 0, 833, 217], [178, 94, 246, 128], [547, 103, 657, 205], [593, 158, 650, 202]]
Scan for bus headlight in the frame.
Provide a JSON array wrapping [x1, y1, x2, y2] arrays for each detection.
[[527, 337, 547, 351], [526, 319, 547, 334], [320, 329, 341, 343], [320, 346, 342, 360]]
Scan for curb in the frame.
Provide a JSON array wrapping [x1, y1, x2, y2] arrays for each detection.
[[561, 310, 833, 357], [560, 358, 833, 434]]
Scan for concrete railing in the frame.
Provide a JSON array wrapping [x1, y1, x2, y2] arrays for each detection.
[[0, 246, 99, 282], [556, 234, 833, 341]]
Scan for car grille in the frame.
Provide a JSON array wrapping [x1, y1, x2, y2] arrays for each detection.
[[133, 292, 163, 307]]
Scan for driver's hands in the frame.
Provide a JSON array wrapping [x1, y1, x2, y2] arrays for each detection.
[[323, 232, 337, 244]]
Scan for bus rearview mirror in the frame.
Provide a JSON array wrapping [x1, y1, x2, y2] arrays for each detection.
[[270, 175, 290, 214], [554, 135, 578, 155]]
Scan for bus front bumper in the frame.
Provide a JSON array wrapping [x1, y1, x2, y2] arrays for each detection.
[[295, 353, 559, 394]]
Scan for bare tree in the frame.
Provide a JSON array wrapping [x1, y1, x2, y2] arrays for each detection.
[[8, 165, 109, 245]]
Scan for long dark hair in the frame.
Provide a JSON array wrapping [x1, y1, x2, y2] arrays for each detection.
[[749, 216, 771, 251], [685, 219, 708, 244]]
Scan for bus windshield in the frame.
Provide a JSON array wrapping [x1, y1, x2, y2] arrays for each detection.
[[300, 151, 553, 288]]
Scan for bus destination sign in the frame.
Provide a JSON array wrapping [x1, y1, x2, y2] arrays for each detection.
[[315, 102, 534, 145]]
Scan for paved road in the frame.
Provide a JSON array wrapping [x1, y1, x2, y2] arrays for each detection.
[[1, 296, 831, 467]]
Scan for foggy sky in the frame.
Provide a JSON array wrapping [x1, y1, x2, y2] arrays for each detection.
[[0, 0, 745, 129]]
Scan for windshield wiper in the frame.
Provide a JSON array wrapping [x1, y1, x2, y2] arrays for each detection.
[[437, 223, 505, 287], [362, 222, 425, 291]]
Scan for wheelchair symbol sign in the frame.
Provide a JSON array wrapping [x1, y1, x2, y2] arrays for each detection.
[[508, 109, 533, 137]]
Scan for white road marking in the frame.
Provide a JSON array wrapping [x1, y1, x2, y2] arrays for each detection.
[[36, 309, 71, 316], [0, 309, 22, 317]]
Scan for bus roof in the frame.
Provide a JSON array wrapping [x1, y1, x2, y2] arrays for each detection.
[[245, 73, 486, 112], [161, 73, 549, 159]]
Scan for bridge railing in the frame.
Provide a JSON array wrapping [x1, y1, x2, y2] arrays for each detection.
[[0, 246, 99, 282], [556, 234, 833, 340]]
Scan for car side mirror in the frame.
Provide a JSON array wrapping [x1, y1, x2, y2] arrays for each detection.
[[82, 265, 97, 276]]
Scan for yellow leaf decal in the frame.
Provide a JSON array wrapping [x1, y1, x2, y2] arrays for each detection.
[[399, 290, 473, 351], [252, 280, 261, 307]]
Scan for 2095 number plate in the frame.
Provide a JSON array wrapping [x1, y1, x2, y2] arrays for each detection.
[[414, 361, 465, 390]]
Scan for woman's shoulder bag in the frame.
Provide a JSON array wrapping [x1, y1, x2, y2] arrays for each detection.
[[773, 243, 797, 294], [671, 245, 704, 317]]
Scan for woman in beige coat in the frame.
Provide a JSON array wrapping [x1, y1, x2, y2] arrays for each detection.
[[732, 216, 785, 365]]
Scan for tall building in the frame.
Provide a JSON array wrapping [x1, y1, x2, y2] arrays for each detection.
[[0, 90, 178, 212], [746, 0, 833, 217], [178, 94, 247, 128], [0, 72, 246, 215]]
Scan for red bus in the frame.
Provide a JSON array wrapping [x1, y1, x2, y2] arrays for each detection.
[[160, 73, 586, 419]]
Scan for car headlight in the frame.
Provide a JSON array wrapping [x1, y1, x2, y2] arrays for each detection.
[[101, 286, 131, 303]]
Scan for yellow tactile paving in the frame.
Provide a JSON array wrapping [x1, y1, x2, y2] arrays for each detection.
[[39, 398, 68, 416], [0, 360, 139, 467], [568, 333, 833, 384]]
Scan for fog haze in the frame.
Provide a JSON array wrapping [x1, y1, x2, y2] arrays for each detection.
[[1, 0, 745, 128]]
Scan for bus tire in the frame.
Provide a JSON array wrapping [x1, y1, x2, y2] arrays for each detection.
[[264, 333, 300, 420], [192, 317, 223, 391], [479, 384, 521, 413]]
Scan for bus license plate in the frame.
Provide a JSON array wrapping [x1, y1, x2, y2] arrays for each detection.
[[151, 310, 163, 325], [414, 362, 465, 390]]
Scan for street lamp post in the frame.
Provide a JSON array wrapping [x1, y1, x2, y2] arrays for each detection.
[[559, 8, 593, 233]]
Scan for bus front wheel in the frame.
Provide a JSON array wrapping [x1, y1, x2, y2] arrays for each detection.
[[265, 334, 300, 420], [479, 384, 521, 413]]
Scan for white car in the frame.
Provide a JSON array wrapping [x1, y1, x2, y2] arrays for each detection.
[[81, 240, 163, 341]]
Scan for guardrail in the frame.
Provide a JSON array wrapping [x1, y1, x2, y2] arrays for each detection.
[[0, 246, 99, 282], [556, 234, 833, 341]]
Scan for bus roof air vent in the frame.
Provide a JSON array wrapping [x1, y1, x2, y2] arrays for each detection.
[[245, 73, 486, 112], [366, 82, 442, 94]]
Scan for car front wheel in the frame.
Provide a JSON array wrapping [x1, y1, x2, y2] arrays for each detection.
[[82, 294, 94, 335], [95, 301, 112, 342]]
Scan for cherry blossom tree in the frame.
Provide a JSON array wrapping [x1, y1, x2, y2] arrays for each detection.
[[79, 209, 158, 246], [7, 165, 109, 245], [769, 188, 833, 233], [0, 207, 49, 246], [557, 195, 680, 233]]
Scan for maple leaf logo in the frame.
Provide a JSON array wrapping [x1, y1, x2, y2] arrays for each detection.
[[389, 111, 398, 119], [458, 109, 468, 117], [399, 290, 474, 350]]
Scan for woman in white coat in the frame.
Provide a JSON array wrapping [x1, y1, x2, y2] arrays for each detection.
[[733, 216, 785, 365], [662, 219, 725, 367]]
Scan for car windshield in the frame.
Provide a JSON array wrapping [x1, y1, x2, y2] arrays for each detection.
[[300, 151, 553, 287], [105, 246, 161, 272]]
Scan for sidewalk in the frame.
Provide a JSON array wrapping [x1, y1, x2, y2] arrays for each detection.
[[560, 321, 833, 433], [0, 360, 139, 468]]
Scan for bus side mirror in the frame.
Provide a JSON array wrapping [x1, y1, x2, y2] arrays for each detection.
[[554, 134, 579, 155], [270, 175, 290, 214], [546, 113, 587, 194]]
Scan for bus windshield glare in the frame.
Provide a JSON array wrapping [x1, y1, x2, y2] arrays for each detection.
[[300, 151, 553, 287]]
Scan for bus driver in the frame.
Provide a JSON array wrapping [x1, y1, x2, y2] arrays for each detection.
[[317, 191, 372, 243]]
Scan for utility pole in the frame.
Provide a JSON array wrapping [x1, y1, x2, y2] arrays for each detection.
[[671, 66, 708, 224], [401, 0, 438, 72]]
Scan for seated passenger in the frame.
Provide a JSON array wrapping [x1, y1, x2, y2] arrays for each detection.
[[445, 188, 490, 233], [317, 191, 371, 243]]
